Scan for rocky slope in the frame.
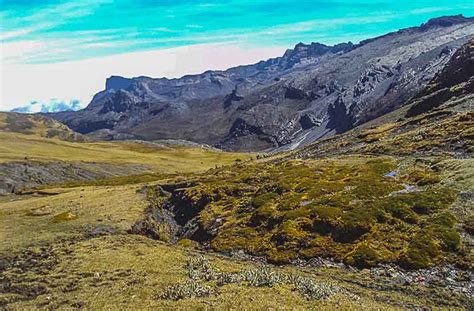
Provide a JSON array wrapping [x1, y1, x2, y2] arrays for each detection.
[[51, 15, 474, 151], [291, 38, 474, 159]]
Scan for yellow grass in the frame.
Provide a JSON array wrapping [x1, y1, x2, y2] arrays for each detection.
[[0, 184, 442, 310], [0, 131, 249, 174]]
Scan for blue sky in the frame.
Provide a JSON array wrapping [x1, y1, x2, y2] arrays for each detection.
[[1, 0, 473, 110]]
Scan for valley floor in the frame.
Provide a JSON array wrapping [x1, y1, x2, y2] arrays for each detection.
[[0, 158, 472, 310]]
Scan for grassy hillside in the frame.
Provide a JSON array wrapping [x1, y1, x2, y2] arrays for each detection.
[[0, 131, 248, 171], [0, 112, 250, 195], [0, 112, 86, 142], [1, 182, 469, 310], [135, 156, 471, 270]]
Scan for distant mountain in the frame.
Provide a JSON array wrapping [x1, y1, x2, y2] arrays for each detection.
[[12, 99, 81, 114], [51, 15, 474, 151]]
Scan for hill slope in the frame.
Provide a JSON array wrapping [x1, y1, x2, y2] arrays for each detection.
[[0, 113, 247, 195], [291, 38, 474, 159]]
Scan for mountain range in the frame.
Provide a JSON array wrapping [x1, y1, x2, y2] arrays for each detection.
[[49, 15, 474, 151]]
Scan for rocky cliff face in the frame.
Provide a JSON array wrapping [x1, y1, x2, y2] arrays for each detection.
[[290, 38, 474, 160], [406, 38, 474, 117], [51, 15, 474, 151]]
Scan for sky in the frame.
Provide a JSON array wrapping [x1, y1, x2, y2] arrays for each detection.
[[1, 1, 473, 111]]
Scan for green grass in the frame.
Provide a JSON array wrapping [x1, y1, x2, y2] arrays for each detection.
[[0, 110, 472, 309], [139, 156, 465, 269]]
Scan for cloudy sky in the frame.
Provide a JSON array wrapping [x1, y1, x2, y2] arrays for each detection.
[[1, 0, 473, 111]]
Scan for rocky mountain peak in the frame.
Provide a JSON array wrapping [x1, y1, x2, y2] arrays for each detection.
[[419, 14, 472, 31], [105, 76, 133, 91], [284, 41, 354, 57], [406, 38, 474, 117], [280, 41, 355, 69]]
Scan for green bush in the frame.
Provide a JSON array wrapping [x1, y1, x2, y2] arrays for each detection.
[[430, 225, 461, 251], [344, 244, 380, 268], [252, 192, 279, 208], [382, 200, 419, 224], [396, 188, 457, 214], [399, 234, 440, 269], [334, 206, 385, 242], [407, 170, 441, 186]]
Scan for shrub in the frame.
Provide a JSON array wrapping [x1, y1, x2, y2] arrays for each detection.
[[313, 205, 343, 220], [382, 199, 419, 224], [252, 192, 279, 208], [397, 188, 457, 214], [407, 170, 441, 186], [277, 194, 306, 211], [429, 225, 461, 251], [334, 207, 384, 242], [283, 206, 313, 220], [251, 205, 280, 225], [430, 212, 457, 227], [344, 244, 380, 268], [312, 206, 342, 234], [399, 234, 440, 269], [366, 159, 396, 175]]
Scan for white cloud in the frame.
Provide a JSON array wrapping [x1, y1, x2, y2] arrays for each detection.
[[0, 43, 285, 111], [11, 98, 81, 113]]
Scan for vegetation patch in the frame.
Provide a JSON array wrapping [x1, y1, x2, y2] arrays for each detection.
[[159, 256, 339, 301], [142, 157, 462, 269], [161, 281, 214, 300]]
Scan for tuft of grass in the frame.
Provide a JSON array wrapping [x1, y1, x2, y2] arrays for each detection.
[[161, 281, 214, 300], [174, 256, 339, 301]]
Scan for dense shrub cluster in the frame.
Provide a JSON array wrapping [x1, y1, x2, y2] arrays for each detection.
[[151, 157, 461, 269]]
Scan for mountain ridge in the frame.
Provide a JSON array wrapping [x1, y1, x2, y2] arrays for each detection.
[[50, 15, 474, 151]]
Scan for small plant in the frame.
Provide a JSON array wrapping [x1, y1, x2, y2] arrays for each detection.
[[240, 267, 286, 287], [400, 233, 440, 269], [161, 281, 214, 300], [252, 192, 279, 208], [52, 212, 78, 223], [344, 244, 380, 268], [186, 256, 219, 281], [292, 276, 337, 300]]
